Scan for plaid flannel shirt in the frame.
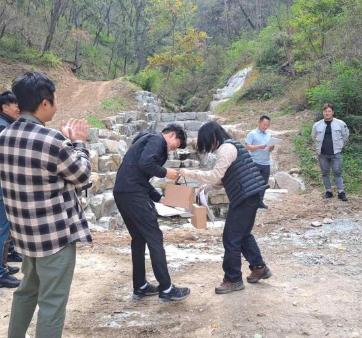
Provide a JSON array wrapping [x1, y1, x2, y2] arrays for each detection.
[[0, 115, 92, 257]]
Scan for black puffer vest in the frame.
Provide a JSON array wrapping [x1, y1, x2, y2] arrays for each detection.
[[221, 140, 268, 208]]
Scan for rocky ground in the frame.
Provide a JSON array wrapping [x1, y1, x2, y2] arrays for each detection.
[[1, 191, 361, 338]]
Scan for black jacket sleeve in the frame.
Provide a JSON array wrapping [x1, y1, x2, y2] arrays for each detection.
[[138, 135, 167, 178], [148, 184, 163, 202]]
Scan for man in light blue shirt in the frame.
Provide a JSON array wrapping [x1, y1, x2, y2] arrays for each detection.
[[245, 115, 274, 209]]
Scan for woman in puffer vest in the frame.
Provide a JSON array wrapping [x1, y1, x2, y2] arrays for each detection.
[[180, 121, 272, 294]]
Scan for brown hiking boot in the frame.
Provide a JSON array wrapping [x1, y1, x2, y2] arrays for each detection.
[[247, 266, 272, 283], [215, 280, 245, 294]]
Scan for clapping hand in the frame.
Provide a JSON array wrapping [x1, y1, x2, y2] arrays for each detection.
[[61, 119, 89, 142]]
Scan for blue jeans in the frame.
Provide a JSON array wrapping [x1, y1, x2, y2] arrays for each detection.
[[0, 200, 10, 277]]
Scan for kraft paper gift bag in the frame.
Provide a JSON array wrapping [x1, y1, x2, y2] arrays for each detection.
[[191, 203, 207, 229], [163, 177, 195, 210]]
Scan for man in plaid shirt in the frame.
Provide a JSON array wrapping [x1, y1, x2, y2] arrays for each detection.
[[0, 72, 92, 338]]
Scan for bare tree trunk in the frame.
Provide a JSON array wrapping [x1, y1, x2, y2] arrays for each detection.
[[133, 1, 146, 74], [43, 0, 68, 52], [74, 35, 82, 72], [123, 55, 128, 75], [108, 42, 116, 75], [236, 0, 256, 30], [93, 24, 103, 47], [0, 24, 6, 40]]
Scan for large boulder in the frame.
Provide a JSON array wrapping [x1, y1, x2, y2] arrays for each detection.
[[175, 112, 197, 121], [98, 154, 122, 172], [90, 172, 102, 194], [208, 189, 229, 205], [89, 142, 106, 156], [274, 171, 306, 194], [100, 139, 127, 155], [197, 112, 209, 122], [165, 159, 181, 168], [99, 172, 117, 190], [84, 207, 97, 224], [98, 129, 121, 141], [160, 113, 176, 122], [98, 217, 117, 230], [184, 120, 204, 132], [88, 128, 99, 143], [89, 194, 104, 219], [102, 190, 118, 216], [102, 117, 117, 130]]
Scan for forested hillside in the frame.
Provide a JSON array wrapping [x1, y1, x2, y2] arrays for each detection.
[[0, 0, 361, 191]]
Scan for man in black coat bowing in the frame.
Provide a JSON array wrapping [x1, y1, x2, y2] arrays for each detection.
[[113, 124, 190, 302]]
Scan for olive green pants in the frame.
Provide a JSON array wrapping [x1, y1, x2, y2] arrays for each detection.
[[8, 243, 76, 338]]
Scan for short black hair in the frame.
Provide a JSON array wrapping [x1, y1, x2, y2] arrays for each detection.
[[12, 72, 55, 113], [259, 115, 270, 122], [0, 91, 18, 112], [197, 121, 231, 153], [162, 123, 187, 149]]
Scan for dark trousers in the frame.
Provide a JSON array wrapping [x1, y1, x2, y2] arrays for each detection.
[[8, 237, 15, 255], [223, 195, 265, 282], [113, 192, 171, 291], [318, 153, 344, 191], [256, 164, 270, 201]]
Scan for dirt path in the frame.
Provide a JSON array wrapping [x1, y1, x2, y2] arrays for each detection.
[[52, 78, 113, 127], [0, 59, 138, 129], [1, 192, 360, 338], [51, 73, 139, 129]]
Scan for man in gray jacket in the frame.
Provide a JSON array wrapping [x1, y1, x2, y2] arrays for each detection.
[[311, 103, 349, 201]]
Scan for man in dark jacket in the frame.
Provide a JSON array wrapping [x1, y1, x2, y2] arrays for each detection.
[[113, 124, 191, 302], [0, 91, 21, 288]]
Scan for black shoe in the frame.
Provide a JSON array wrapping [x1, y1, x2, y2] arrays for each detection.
[[133, 282, 159, 300], [338, 191, 348, 202], [324, 191, 334, 199], [4, 265, 20, 275], [159, 285, 190, 302], [7, 252, 22, 263], [258, 202, 268, 209], [0, 273, 21, 288]]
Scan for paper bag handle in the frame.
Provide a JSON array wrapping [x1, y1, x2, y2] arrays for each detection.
[[175, 176, 187, 186]]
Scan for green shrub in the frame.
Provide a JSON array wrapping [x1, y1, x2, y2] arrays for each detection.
[[343, 115, 362, 134], [0, 36, 61, 67], [100, 97, 129, 112], [242, 72, 287, 100], [307, 62, 362, 117], [293, 123, 322, 186], [256, 44, 283, 70], [255, 22, 284, 70], [87, 115, 105, 129], [130, 68, 163, 92]]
